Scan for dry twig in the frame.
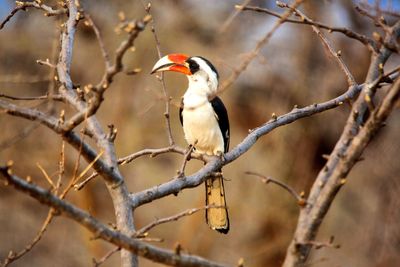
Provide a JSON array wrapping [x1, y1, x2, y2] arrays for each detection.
[[245, 171, 306, 206]]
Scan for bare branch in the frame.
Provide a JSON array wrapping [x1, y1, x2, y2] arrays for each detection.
[[176, 144, 195, 178], [277, 1, 357, 86], [0, 1, 66, 30], [0, 93, 63, 101], [93, 247, 120, 267], [245, 171, 306, 206], [143, 2, 175, 145], [219, 0, 251, 33], [219, 0, 305, 93], [237, 4, 376, 51], [0, 168, 229, 267], [2, 209, 56, 267], [282, 18, 400, 263], [134, 205, 219, 238], [131, 83, 362, 208]]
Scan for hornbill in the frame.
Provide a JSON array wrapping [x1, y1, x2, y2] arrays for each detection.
[[151, 54, 230, 234]]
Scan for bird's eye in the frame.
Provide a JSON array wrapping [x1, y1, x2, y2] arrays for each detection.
[[187, 59, 200, 74]]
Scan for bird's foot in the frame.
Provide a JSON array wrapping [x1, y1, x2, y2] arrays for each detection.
[[215, 150, 226, 163]]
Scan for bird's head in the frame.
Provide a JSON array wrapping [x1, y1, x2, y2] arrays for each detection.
[[151, 54, 219, 97]]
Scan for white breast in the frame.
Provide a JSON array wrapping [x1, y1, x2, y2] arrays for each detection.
[[182, 101, 224, 156]]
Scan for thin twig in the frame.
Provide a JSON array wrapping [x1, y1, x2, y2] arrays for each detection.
[[219, 0, 251, 34], [36, 59, 56, 68], [134, 205, 221, 237], [0, 1, 66, 30], [245, 171, 306, 206], [219, 0, 305, 93], [237, 4, 376, 50], [298, 236, 340, 250], [2, 141, 66, 267], [143, 2, 175, 145], [0, 167, 228, 267], [0, 93, 63, 101], [36, 163, 56, 189], [92, 247, 120, 267], [177, 144, 195, 178], [84, 14, 111, 71], [277, 1, 357, 87]]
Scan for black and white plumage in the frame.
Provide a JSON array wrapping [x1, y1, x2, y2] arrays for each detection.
[[151, 54, 230, 233]]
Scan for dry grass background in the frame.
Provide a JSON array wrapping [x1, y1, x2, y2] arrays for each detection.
[[0, 0, 399, 266]]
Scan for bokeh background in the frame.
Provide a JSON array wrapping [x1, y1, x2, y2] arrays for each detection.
[[1, 0, 399, 266]]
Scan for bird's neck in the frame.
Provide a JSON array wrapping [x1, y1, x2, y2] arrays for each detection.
[[183, 88, 208, 109], [184, 75, 218, 108]]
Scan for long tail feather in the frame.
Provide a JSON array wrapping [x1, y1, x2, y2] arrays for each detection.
[[205, 171, 229, 234]]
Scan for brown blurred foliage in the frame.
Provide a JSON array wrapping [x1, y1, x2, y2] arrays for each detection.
[[0, 0, 399, 266]]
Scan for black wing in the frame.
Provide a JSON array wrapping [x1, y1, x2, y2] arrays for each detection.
[[179, 96, 230, 153], [211, 96, 230, 153], [179, 98, 184, 126]]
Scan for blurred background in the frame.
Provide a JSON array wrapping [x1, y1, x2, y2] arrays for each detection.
[[1, 0, 399, 266]]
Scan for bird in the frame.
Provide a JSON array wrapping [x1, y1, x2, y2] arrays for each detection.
[[151, 54, 230, 234]]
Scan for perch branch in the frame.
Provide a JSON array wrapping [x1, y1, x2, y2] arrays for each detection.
[[131, 83, 362, 208]]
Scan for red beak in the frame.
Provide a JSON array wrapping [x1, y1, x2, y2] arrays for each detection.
[[151, 54, 191, 75]]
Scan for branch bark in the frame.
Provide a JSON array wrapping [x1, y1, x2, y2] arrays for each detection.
[[0, 168, 228, 267], [282, 20, 400, 267]]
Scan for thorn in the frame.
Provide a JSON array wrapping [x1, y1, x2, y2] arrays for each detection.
[[340, 178, 346, 185], [336, 50, 342, 57], [26, 176, 32, 183], [271, 112, 277, 121]]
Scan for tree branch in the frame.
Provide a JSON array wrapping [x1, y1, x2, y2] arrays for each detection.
[[236, 4, 376, 51], [245, 171, 306, 206], [219, 0, 305, 93], [0, 1, 66, 30], [131, 83, 362, 208], [0, 168, 229, 267], [282, 20, 400, 266], [277, 1, 356, 86]]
